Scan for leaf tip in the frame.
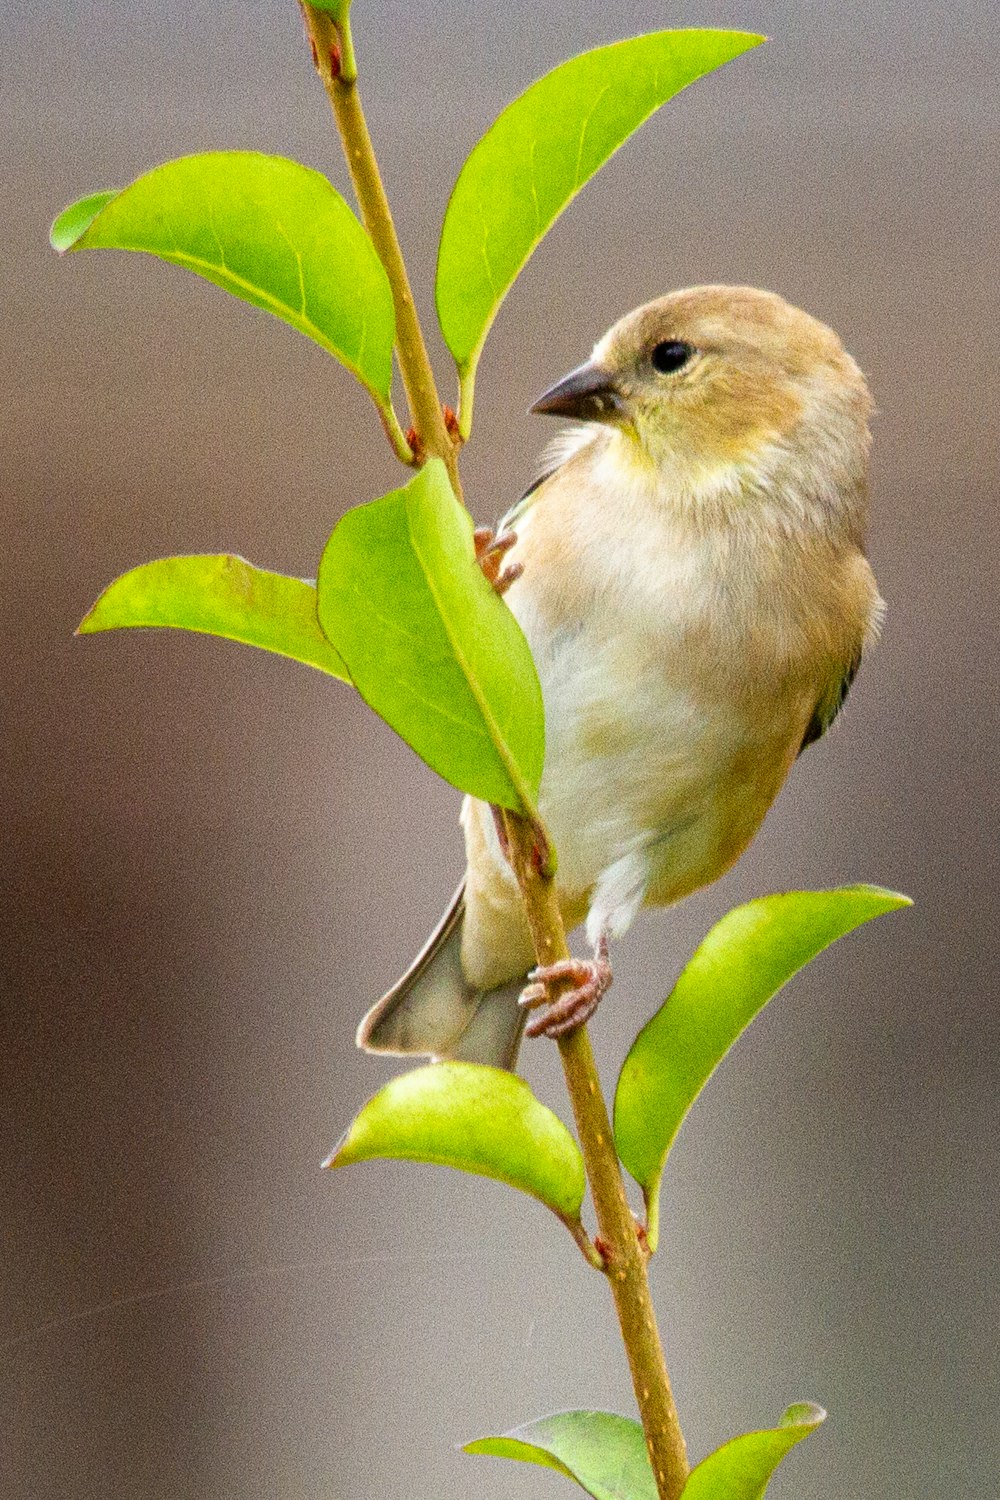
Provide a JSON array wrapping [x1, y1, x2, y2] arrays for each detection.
[[730, 29, 767, 52], [49, 189, 118, 253], [780, 1400, 826, 1430], [857, 884, 913, 912], [321, 1124, 354, 1171]]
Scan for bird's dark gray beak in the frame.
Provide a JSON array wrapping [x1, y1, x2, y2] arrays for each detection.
[[529, 360, 626, 423]]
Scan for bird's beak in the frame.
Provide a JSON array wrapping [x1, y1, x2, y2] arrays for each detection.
[[530, 360, 627, 423]]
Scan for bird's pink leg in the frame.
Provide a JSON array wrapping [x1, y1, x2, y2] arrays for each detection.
[[520, 932, 613, 1040], [474, 527, 523, 596]]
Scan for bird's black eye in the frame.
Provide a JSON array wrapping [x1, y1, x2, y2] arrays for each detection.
[[651, 340, 694, 374]]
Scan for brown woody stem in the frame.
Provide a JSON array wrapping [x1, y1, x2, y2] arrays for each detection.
[[503, 810, 690, 1500], [301, 3, 463, 499], [299, 10, 688, 1492]]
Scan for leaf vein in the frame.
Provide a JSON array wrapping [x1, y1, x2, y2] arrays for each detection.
[[273, 218, 307, 319], [151, 249, 370, 388], [573, 83, 613, 189]]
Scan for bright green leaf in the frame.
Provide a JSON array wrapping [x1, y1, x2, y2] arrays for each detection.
[[681, 1403, 825, 1499], [614, 887, 911, 1247], [464, 1403, 825, 1500], [316, 458, 544, 810], [465, 1411, 657, 1500], [78, 554, 349, 682], [49, 190, 118, 252], [326, 1062, 585, 1222], [436, 28, 763, 430], [51, 152, 395, 400]]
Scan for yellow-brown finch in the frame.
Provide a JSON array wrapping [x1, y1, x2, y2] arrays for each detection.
[[359, 285, 882, 1068]]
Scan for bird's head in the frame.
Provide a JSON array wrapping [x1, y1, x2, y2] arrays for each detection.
[[531, 286, 872, 505]]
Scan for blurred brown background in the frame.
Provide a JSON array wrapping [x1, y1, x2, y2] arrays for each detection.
[[3, 2, 997, 1496]]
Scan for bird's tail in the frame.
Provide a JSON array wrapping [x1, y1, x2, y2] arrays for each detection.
[[356, 884, 527, 1071]]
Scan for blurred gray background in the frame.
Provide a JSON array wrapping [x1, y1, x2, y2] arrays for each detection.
[[3, 1, 997, 1496]]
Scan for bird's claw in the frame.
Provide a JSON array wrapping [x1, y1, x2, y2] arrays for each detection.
[[474, 527, 522, 596], [520, 936, 613, 1040]]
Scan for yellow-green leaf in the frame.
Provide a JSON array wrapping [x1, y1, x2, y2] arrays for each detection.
[[78, 554, 349, 681], [681, 1403, 826, 1498], [614, 887, 911, 1249], [51, 151, 395, 401], [317, 459, 544, 809], [326, 1063, 585, 1222], [435, 29, 763, 433]]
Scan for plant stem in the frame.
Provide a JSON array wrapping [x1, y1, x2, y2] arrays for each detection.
[[301, 10, 687, 1491], [504, 811, 691, 1500], [302, 3, 463, 500]]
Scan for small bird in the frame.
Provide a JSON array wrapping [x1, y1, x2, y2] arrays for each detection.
[[359, 285, 882, 1069]]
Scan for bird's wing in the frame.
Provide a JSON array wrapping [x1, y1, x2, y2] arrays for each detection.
[[799, 653, 861, 754], [496, 466, 558, 535], [497, 425, 599, 533]]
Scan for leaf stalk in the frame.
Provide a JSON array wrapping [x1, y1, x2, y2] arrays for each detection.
[[558, 1211, 608, 1272]]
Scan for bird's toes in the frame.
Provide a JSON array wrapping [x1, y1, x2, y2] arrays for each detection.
[[474, 527, 519, 593], [518, 980, 549, 1011], [524, 980, 604, 1039], [522, 945, 613, 1040]]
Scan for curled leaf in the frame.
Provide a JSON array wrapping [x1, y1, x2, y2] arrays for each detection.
[[326, 1062, 585, 1223], [49, 190, 118, 252], [681, 1403, 826, 1498], [78, 554, 349, 681]]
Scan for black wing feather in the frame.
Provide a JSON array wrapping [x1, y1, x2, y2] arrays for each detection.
[[799, 654, 861, 755]]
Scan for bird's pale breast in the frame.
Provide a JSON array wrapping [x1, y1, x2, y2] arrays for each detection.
[[460, 439, 877, 986]]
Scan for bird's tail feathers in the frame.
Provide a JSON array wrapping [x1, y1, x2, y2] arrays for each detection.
[[357, 884, 526, 1071]]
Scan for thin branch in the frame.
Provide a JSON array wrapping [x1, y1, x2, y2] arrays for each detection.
[[503, 811, 691, 1500], [302, 3, 463, 501], [299, 10, 690, 1493], [373, 392, 418, 466]]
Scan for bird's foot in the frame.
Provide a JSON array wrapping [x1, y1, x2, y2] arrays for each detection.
[[520, 933, 612, 1039], [474, 527, 523, 596]]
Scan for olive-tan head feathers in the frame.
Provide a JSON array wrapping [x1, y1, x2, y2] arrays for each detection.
[[532, 285, 872, 486]]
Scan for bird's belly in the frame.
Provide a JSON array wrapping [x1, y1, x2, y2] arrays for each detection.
[[531, 620, 810, 906]]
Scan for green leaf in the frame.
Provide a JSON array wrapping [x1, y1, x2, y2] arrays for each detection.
[[326, 1062, 585, 1222], [50, 152, 395, 401], [465, 1411, 657, 1500], [316, 458, 544, 810], [681, 1403, 825, 1499], [464, 1403, 825, 1500], [614, 887, 911, 1248], [49, 190, 118, 251], [78, 554, 349, 682], [435, 28, 763, 431]]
